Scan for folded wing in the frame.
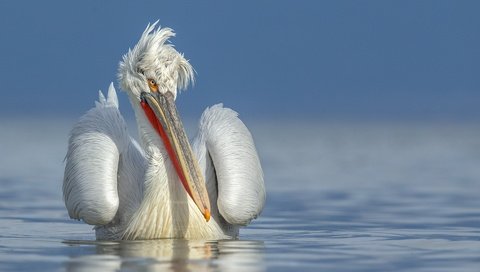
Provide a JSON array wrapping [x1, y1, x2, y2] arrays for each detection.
[[63, 84, 145, 226], [193, 104, 265, 226]]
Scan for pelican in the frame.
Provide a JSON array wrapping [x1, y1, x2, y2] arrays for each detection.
[[63, 22, 265, 240]]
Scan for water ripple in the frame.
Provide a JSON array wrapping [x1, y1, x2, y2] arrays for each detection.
[[2, 121, 480, 271]]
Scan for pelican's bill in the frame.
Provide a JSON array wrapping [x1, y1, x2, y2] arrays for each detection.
[[140, 91, 211, 222]]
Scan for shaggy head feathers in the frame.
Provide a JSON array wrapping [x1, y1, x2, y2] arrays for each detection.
[[118, 21, 194, 100]]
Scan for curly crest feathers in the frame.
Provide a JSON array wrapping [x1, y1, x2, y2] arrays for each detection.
[[118, 21, 194, 99]]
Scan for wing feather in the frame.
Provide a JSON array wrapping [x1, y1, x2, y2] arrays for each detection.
[[194, 104, 266, 226], [63, 84, 140, 226]]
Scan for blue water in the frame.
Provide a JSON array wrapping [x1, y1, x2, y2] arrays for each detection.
[[1, 118, 480, 271]]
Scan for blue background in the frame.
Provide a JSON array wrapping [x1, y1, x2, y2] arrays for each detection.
[[0, 0, 479, 120]]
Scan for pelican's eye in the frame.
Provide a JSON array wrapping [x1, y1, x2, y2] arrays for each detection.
[[147, 78, 158, 92]]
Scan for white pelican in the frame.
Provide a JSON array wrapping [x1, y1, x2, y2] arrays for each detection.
[[63, 22, 265, 240]]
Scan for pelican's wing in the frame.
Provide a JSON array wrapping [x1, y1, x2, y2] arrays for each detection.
[[63, 83, 145, 226], [193, 104, 266, 226]]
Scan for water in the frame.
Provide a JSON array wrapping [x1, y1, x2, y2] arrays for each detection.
[[1, 118, 480, 271]]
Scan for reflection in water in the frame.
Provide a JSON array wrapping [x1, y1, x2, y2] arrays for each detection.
[[2, 121, 480, 271], [64, 239, 265, 272]]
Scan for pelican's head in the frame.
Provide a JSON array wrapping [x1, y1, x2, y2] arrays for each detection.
[[118, 21, 194, 101], [118, 22, 210, 222]]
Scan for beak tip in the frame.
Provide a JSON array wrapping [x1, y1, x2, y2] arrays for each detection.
[[204, 208, 211, 222]]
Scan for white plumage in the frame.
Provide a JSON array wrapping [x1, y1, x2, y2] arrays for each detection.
[[63, 22, 265, 240]]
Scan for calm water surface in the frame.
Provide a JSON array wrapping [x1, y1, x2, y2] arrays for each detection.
[[1, 118, 480, 271]]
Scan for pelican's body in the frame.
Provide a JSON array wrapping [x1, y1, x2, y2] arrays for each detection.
[[63, 23, 265, 240]]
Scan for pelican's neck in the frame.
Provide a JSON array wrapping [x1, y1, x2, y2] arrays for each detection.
[[124, 97, 191, 238], [131, 99, 177, 190]]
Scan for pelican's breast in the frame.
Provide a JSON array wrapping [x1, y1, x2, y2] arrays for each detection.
[[122, 151, 231, 240]]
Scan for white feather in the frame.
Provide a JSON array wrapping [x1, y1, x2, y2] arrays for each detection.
[[64, 85, 127, 225], [194, 104, 265, 225]]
